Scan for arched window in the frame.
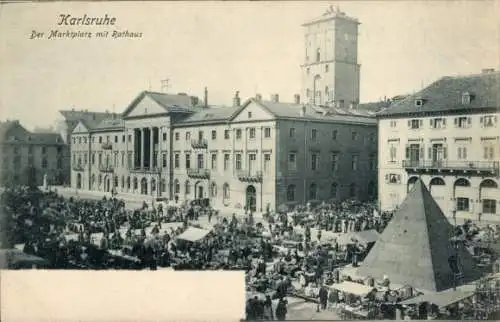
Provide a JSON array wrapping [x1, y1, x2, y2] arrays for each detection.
[[126, 176, 131, 189], [98, 174, 102, 186], [316, 48, 321, 62], [151, 179, 156, 192], [430, 177, 445, 185], [91, 174, 96, 187], [185, 181, 191, 195], [121, 176, 124, 189], [309, 183, 317, 200], [133, 177, 138, 190], [313, 75, 321, 104], [287, 185, 296, 201], [480, 179, 498, 189], [330, 183, 338, 199], [211, 182, 217, 197], [223, 183, 230, 199], [349, 183, 356, 198], [161, 179, 166, 193], [174, 180, 180, 194], [114, 176, 118, 187], [454, 178, 471, 187], [325, 86, 329, 96]]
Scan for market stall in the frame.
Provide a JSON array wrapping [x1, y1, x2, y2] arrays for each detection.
[[330, 281, 376, 319]]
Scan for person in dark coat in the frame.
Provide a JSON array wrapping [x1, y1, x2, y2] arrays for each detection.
[[319, 285, 329, 310], [275, 298, 287, 320]]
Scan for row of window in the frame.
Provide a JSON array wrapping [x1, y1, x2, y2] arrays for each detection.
[[288, 152, 377, 172], [286, 181, 376, 202], [388, 143, 496, 162], [173, 127, 272, 142], [73, 134, 133, 145], [2, 156, 61, 169], [9, 146, 59, 154], [289, 127, 375, 143], [456, 198, 497, 214], [405, 115, 497, 130], [172, 153, 272, 171]]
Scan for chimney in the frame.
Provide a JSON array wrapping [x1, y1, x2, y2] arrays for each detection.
[[270, 94, 279, 103], [294, 94, 301, 104], [300, 105, 306, 117], [233, 91, 241, 107], [204, 87, 208, 108], [255, 93, 262, 101], [482, 68, 495, 74]]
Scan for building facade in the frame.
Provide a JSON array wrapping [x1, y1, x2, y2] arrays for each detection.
[[0, 120, 69, 187], [378, 70, 500, 219], [70, 90, 377, 212], [301, 6, 360, 106]]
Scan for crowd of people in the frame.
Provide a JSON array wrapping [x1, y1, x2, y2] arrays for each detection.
[[1, 185, 499, 320]]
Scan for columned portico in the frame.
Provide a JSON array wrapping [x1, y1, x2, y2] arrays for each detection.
[[140, 128, 146, 168], [150, 127, 154, 169]]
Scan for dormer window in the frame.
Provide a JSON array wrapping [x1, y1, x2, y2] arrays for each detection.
[[462, 92, 472, 105], [415, 99, 424, 107]]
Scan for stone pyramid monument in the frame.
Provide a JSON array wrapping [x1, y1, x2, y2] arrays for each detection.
[[356, 179, 479, 292]]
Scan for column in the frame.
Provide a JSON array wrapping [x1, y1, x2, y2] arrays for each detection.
[[150, 127, 154, 169], [141, 128, 145, 169]]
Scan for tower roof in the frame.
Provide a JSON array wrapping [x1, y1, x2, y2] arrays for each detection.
[[356, 179, 479, 292]]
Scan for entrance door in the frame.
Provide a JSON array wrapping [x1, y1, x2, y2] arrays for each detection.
[[197, 186, 204, 199], [246, 185, 257, 212], [105, 178, 110, 192], [76, 173, 82, 189]]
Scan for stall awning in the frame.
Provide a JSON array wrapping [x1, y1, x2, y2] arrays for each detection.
[[176, 227, 211, 242], [400, 289, 474, 307], [337, 230, 380, 245], [330, 281, 375, 297]]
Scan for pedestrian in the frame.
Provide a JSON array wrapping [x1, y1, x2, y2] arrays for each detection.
[[263, 295, 274, 320], [275, 298, 287, 320]]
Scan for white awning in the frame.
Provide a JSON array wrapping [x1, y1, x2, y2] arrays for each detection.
[[330, 281, 375, 297], [176, 227, 211, 242], [400, 289, 474, 307]]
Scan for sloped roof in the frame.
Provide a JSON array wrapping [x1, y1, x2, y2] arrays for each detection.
[[93, 116, 124, 131], [59, 110, 111, 122], [356, 179, 479, 292], [59, 110, 112, 133], [248, 99, 376, 125], [0, 121, 63, 144], [378, 71, 500, 117], [176, 227, 211, 242], [177, 106, 235, 124], [122, 91, 195, 117]]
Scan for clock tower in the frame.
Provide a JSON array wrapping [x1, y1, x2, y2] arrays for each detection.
[[301, 6, 360, 107]]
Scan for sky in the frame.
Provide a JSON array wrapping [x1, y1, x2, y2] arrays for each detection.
[[0, 1, 498, 130]]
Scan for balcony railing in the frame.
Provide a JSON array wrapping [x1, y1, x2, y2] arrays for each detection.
[[187, 168, 210, 179], [402, 160, 499, 175], [237, 170, 263, 183], [191, 139, 208, 149], [129, 166, 162, 174], [101, 142, 113, 150], [99, 164, 114, 172], [72, 164, 84, 171]]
